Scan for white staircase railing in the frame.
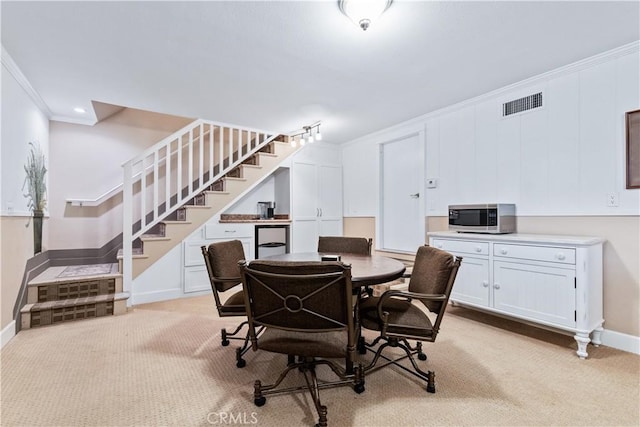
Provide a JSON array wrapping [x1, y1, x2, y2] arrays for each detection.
[[121, 118, 279, 296]]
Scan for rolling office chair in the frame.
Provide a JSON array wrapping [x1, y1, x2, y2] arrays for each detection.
[[240, 260, 365, 427], [201, 239, 253, 368], [358, 245, 461, 393], [317, 236, 372, 255]]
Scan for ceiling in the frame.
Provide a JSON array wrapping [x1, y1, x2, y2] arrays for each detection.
[[2, 1, 639, 144]]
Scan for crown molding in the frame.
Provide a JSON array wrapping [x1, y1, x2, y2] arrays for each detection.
[[1, 45, 52, 118], [423, 40, 640, 120], [50, 115, 98, 126], [345, 40, 640, 146]]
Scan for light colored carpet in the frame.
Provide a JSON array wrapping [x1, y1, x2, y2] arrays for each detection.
[[1, 296, 638, 426]]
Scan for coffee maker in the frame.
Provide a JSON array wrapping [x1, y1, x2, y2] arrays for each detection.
[[257, 201, 276, 219]]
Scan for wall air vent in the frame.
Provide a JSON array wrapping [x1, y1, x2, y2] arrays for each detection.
[[502, 92, 543, 117]]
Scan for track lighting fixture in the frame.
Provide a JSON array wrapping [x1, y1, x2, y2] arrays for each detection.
[[290, 122, 322, 147]]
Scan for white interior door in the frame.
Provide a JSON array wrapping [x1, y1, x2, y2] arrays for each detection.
[[381, 134, 424, 253]]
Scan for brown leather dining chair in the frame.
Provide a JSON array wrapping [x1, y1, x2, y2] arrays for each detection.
[[318, 236, 372, 255], [240, 259, 365, 427], [357, 245, 461, 393], [201, 239, 253, 368]]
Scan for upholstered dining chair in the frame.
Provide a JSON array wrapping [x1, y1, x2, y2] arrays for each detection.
[[317, 236, 372, 255], [357, 245, 461, 393], [240, 260, 365, 427], [201, 240, 253, 368]]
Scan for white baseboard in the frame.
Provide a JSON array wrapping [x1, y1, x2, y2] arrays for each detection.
[[130, 289, 184, 306], [601, 328, 640, 355], [131, 289, 212, 307], [1, 321, 16, 349]]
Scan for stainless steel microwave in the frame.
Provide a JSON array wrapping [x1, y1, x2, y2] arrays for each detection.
[[448, 204, 516, 234]]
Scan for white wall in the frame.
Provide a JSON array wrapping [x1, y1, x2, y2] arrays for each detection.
[[1, 60, 49, 216], [1, 48, 50, 338], [225, 176, 276, 215], [342, 43, 640, 218], [48, 111, 192, 249]]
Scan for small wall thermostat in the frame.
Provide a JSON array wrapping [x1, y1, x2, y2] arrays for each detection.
[[426, 178, 438, 188]]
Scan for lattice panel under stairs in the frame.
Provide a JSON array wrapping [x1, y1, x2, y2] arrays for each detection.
[[30, 297, 115, 327], [37, 279, 116, 303]]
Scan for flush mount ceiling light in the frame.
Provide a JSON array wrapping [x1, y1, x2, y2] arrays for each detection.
[[73, 107, 86, 114], [338, 0, 393, 31]]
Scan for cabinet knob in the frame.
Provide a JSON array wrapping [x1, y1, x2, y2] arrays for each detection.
[[436, 243, 443, 249], [500, 249, 508, 255], [493, 283, 501, 289], [482, 281, 489, 288], [556, 253, 566, 260], [475, 247, 482, 253]]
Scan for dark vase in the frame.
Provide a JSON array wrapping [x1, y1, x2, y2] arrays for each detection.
[[33, 209, 44, 254]]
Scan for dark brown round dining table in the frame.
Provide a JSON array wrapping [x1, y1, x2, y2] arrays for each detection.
[[261, 252, 406, 288]]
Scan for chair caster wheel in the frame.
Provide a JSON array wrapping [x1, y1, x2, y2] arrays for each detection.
[[221, 340, 230, 346], [354, 383, 365, 394], [254, 396, 266, 407], [426, 385, 435, 393], [236, 358, 246, 368], [418, 353, 427, 361]]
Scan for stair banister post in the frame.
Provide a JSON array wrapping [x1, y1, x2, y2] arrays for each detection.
[[188, 128, 194, 194], [122, 159, 134, 305], [199, 123, 204, 190], [209, 123, 214, 180]]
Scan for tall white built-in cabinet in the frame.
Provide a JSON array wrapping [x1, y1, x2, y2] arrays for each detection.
[[291, 145, 343, 252]]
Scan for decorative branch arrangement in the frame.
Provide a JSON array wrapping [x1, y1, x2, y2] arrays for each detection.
[[22, 141, 47, 213]]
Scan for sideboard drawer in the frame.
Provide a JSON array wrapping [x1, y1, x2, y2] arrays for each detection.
[[493, 243, 575, 265], [431, 239, 489, 256], [205, 223, 253, 239]]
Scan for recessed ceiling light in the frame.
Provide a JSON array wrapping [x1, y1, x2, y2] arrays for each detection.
[[74, 107, 86, 114]]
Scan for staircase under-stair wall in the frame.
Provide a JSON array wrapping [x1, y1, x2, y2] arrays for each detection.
[[20, 118, 299, 329]]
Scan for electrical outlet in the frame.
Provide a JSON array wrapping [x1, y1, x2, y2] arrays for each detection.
[[607, 193, 619, 207]]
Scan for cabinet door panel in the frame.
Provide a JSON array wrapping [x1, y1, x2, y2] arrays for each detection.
[[292, 219, 318, 253], [450, 255, 490, 307], [184, 266, 211, 293], [318, 165, 342, 219], [184, 241, 206, 266], [493, 261, 575, 328], [319, 218, 342, 238], [292, 162, 317, 219]]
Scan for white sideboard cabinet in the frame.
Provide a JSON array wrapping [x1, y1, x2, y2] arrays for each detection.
[[428, 231, 604, 359]]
